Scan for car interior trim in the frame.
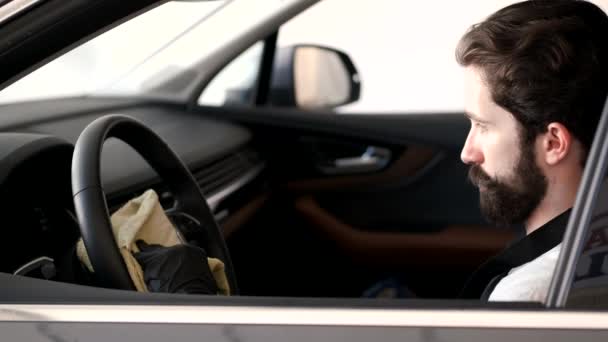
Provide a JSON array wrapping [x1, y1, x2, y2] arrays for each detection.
[[207, 163, 265, 211], [221, 192, 270, 238], [1, 304, 608, 329], [0, 0, 43, 26], [287, 146, 438, 192], [294, 196, 513, 267]]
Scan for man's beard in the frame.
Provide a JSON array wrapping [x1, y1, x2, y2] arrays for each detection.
[[468, 141, 548, 226]]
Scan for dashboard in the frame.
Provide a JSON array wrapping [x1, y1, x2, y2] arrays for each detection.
[[0, 135, 78, 277], [0, 98, 267, 285]]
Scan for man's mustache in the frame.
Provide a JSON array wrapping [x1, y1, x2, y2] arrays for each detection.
[[468, 165, 496, 189]]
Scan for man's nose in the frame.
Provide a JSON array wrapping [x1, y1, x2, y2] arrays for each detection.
[[461, 132, 483, 165]]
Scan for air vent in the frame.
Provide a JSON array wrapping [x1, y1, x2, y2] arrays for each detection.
[[107, 147, 263, 213], [193, 147, 263, 196]]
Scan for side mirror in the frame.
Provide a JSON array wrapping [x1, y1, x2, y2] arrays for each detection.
[[269, 45, 360, 109]]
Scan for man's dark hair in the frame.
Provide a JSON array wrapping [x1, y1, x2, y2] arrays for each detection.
[[456, 0, 608, 158]]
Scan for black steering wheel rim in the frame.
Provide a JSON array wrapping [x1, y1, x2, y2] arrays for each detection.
[[71, 114, 238, 293]]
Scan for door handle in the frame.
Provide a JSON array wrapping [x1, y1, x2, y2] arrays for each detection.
[[319, 146, 391, 174]]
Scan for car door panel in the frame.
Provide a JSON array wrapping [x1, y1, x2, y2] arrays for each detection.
[[295, 196, 513, 267], [194, 105, 514, 297], [286, 144, 438, 192], [199, 105, 510, 233]]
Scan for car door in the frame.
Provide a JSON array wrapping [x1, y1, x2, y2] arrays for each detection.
[[545, 88, 608, 309]]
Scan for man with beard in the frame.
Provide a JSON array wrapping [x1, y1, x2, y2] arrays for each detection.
[[456, 0, 608, 301]]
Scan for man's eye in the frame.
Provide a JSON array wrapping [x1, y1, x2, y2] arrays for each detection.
[[475, 122, 488, 132]]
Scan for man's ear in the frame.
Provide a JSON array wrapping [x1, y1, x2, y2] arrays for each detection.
[[541, 122, 572, 165]]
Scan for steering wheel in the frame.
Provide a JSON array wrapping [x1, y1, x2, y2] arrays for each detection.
[[71, 114, 238, 293]]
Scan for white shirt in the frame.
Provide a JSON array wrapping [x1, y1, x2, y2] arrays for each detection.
[[488, 244, 562, 302]]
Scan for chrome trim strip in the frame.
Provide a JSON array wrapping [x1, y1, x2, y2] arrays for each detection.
[[0, 0, 43, 26], [206, 163, 265, 211], [1, 305, 608, 329], [13, 256, 53, 276]]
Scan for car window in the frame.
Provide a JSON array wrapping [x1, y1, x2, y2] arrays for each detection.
[[0, 0, 302, 105], [198, 0, 522, 113], [198, 41, 264, 106], [198, 0, 608, 114], [0, 1, 228, 104]]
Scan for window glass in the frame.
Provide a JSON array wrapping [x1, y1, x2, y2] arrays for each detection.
[[275, 0, 513, 113], [274, 0, 608, 113], [0, 1, 227, 104], [198, 42, 264, 106]]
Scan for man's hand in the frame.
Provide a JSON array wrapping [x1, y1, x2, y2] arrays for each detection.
[[133, 240, 219, 295]]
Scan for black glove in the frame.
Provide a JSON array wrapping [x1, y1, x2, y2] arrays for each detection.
[[133, 240, 218, 295]]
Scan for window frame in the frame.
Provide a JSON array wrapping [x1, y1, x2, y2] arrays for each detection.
[[546, 96, 608, 308]]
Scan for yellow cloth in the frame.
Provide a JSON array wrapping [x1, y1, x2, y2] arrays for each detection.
[[76, 189, 229, 295]]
